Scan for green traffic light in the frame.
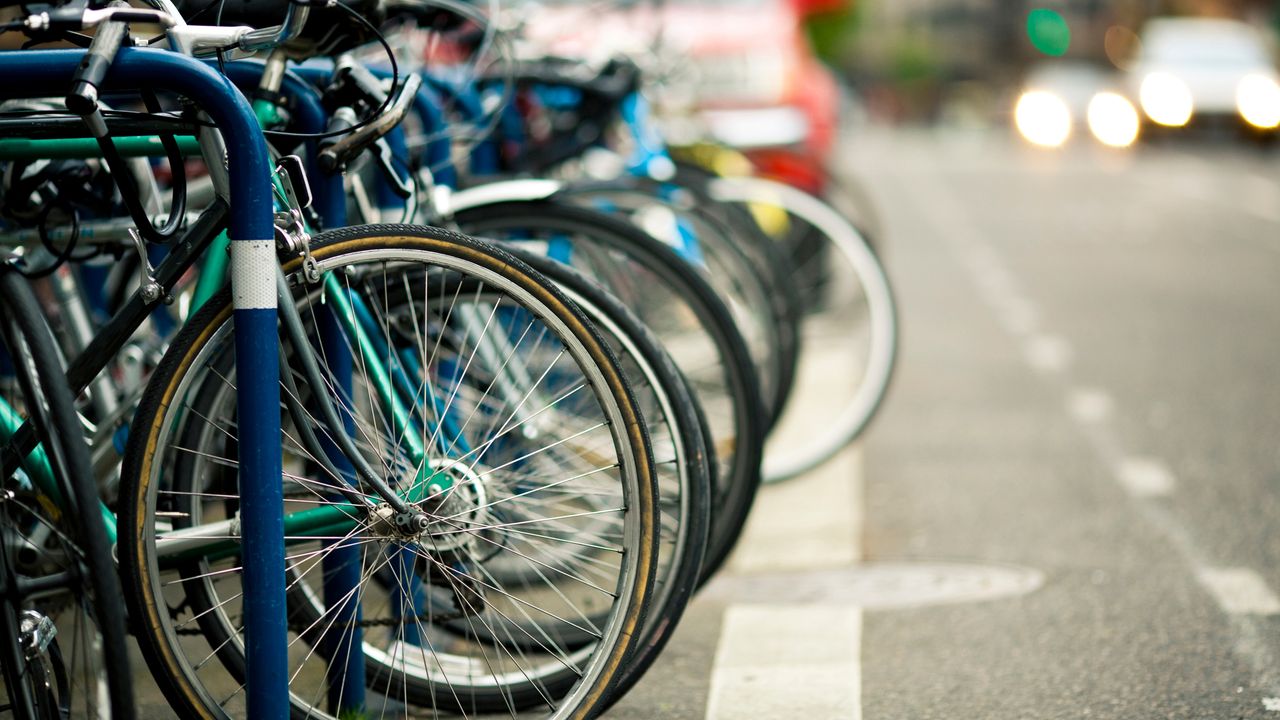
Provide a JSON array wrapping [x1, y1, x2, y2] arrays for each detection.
[[1027, 8, 1071, 57]]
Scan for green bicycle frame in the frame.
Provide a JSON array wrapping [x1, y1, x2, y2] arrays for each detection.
[[0, 96, 459, 568]]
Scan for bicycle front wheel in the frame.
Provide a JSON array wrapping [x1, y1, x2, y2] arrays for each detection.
[[118, 225, 660, 719]]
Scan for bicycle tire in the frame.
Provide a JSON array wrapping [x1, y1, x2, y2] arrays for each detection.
[[508, 252, 711, 709], [118, 224, 660, 719], [451, 200, 763, 584], [0, 263, 135, 720], [557, 177, 801, 429], [708, 177, 899, 482]]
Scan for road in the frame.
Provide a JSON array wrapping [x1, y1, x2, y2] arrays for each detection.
[[607, 127, 1280, 719]]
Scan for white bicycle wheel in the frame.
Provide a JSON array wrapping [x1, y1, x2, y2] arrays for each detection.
[[708, 177, 898, 483]]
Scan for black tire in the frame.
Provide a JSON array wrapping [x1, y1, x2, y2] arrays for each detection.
[[272, 250, 712, 698], [706, 177, 899, 482], [0, 263, 134, 720], [507, 252, 711, 708], [557, 177, 801, 428], [118, 224, 660, 720], [452, 200, 763, 584]]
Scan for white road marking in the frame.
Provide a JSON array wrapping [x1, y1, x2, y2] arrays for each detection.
[[1068, 388, 1114, 424], [1262, 697, 1280, 711], [997, 299, 1039, 336], [705, 604, 862, 720], [1024, 334, 1073, 374], [1197, 568, 1280, 616], [731, 446, 862, 573], [1115, 457, 1176, 498]]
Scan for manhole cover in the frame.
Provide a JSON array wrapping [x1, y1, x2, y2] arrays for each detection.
[[701, 561, 1043, 609]]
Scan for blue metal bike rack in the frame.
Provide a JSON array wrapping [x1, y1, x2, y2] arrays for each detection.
[[226, 60, 370, 714], [0, 48, 287, 719]]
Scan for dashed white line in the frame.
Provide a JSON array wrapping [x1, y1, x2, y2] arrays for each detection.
[[1024, 333, 1073, 374], [1197, 568, 1280, 616], [1115, 457, 1176, 498], [705, 604, 862, 720], [1067, 388, 1114, 424]]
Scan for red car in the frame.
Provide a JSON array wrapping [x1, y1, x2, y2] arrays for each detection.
[[523, 0, 842, 194], [666, 0, 841, 194]]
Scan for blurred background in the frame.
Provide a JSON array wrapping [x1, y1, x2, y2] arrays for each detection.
[[599, 1, 1280, 718]]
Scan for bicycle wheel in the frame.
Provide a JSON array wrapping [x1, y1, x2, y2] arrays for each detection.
[[708, 177, 899, 482], [118, 224, 659, 719], [273, 249, 711, 708], [452, 200, 763, 584], [558, 178, 801, 429], [0, 263, 134, 720], [507, 253, 711, 708]]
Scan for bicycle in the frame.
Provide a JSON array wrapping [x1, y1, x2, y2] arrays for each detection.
[[0, 3, 676, 718]]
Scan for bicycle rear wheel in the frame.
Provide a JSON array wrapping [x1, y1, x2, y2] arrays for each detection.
[[119, 225, 660, 719]]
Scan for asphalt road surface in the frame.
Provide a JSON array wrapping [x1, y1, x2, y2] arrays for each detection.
[[608, 126, 1280, 719]]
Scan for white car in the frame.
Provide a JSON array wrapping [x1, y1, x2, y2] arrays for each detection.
[[1013, 62, 1141, 148], [1127, 17, 1280, 133]]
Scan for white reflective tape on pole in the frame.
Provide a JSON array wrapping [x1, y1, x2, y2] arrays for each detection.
[[230, 240, 277, 310]]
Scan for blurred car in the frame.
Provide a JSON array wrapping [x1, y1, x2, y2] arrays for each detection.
[[1013, 61, 1141, 149], [1126, 17, 1280, 134], [663, 0, 841, 194], [521, 0, 841, 194]]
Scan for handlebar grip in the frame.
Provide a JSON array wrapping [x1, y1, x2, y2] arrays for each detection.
[[64, 16, 130, 118], [110, 10, 171, 24]]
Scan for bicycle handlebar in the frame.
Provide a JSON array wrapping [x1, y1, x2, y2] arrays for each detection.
[[318, 72, 423, 173]]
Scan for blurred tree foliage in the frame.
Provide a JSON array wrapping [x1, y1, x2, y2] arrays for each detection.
[[802, 0, 861, 65], [888, 33, 940, 84]]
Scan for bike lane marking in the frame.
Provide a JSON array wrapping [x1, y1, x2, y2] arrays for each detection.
[[705, 442, 864, 719], [705, 604, 861, 720]]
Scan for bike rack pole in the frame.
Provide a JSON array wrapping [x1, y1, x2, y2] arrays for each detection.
[[0, 48, 289, 719]]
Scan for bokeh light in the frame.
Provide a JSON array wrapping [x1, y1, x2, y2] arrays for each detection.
[[1027, 9, 1071, 57], [1087, 92, 1140, 148], [1103, 25, 1140, 70], [1015, 91, 1072, 148], [1140, 72, 1193, 127], [1237, 74, 1280, 129]]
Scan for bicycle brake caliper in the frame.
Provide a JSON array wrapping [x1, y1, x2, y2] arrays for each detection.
[[271, 155, 320, 283]]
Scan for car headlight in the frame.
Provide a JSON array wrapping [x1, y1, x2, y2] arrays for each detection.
[[1237, 74, 1280, 129], [1015, 91, 1071, 148], [1087, 92, 1140, 148], [1139, 72, 1193, 127]]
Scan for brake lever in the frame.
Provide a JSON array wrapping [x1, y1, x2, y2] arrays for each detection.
[[318, 73, 423, 173], [372, 138, 414, 200]]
